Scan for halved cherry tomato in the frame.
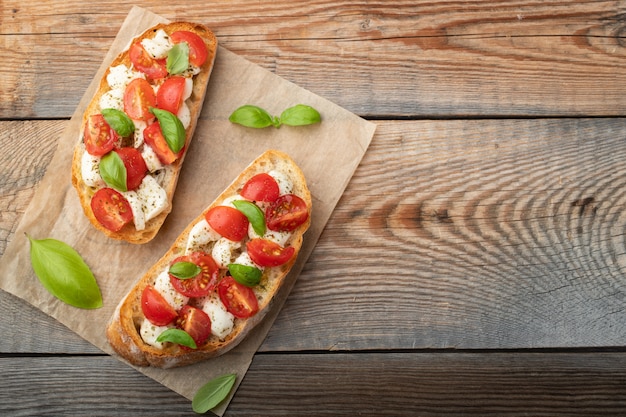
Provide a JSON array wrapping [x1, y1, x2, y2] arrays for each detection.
[[124, 78, 157, 122], [241, 173, 280, 202], [129, 41, 168, 79], [170, 31, 208, 67], [247, 238, 295, 267], [84, 114, 118, 156], [169, 252, 219, 297], [156, 76, 187, 114], [205, 206, 249, 242], [217, 276, 259, 319], [90, 187, 133, 232], [266, 194, 309, 232], [143, 121, 183, 165], [115, 147, 147, 191], [177, 305, 212, 347], [141, 285, 178, 326]]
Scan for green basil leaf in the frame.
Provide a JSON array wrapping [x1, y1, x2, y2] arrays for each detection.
[[101, 108, 135, 137], [27, 235, 103, 309], [156, 328, 197, 349], [166, 41, 189, 74], [280, 104, 321, 126], [232, 200, 266, 236], [99, 151, 127, 192], [192, 373, 237, 414], [150, 107, 186, 153], [169, 261, 201, 279], [228, 264, 262, 287], [228, 105, 277, 128]]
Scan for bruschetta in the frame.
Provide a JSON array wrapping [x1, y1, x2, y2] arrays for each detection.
[[106, 150, 312, 368], [71, 22, 218, 244]]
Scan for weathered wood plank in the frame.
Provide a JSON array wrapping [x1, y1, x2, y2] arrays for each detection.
[[1, 352, 626, 416], [0, 121, 59, 255], [0, 356, 191, 416], [264, 117, 626, 351], [2, 118, 626, 354], [2, 0, 626, 118]]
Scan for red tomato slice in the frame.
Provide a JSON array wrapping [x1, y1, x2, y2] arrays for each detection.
[[205, 206, 249, 242], [141, 285, 178, 326], [156, 76, 187, 114], [241, 173, 280, 202], [124, 78, 157, 122], [169, 252, 219, 297], [217, 276, 259, 319], [143, 121, 183, 165], [90, 187, 133, 232], [170, 31, 208, 67], [247, 238, 295, 267], [84, 114, 118, 156], [129, 41, 168, 79], [266, 194, 309, 232], [177, 305, 212, 347], [114, 147, 147, 191]]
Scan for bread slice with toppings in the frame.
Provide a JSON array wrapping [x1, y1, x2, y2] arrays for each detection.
[[106, 150, 312, 368], [71, 22, 217, 244]]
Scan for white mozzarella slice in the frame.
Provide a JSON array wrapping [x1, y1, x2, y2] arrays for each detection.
[[233, 250, 263, 271], [80, 151, 105, 188], [106, 64, 144, 90], [141, 144, 163, 173], [269, 169, 293, 195], [140, 319, 171, 349], [185, 219, 220, 253], [183, 77, 193, 100], [220, 195, 243, 208], [248, 224, 291, 247], [141, 29, 173, 59], [212, 237, 241, 268], [133, 120, 147, 148], [99, 88, 124, 111], [122, 190, 146, 231], [154, 270, 189, 310], [199, 294, 235, 339], [177, 102, 191, 129], [136, 175, 169, 221]]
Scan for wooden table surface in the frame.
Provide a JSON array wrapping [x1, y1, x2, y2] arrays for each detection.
[[2, 1, 626, 415]]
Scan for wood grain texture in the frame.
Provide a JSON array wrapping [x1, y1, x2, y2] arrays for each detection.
[[1, 352, 626, 416], [2, 0, 626, 118], [2, 2, 626, 415], [264, 117, 626, 351], [3, 119, 626, 354], [0, 121, 59, 255]]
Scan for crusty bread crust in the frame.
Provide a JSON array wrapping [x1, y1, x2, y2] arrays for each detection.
[[71, 22, 218, 244], [106, 150, 311, 368]]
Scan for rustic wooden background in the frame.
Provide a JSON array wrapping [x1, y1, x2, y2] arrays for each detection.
[[2, 1, 626, 415]]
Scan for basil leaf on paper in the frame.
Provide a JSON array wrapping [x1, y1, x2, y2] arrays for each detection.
[[150, 107, 186, 153], [228, 105, 279, 128], [99, 151, 127, 192], [192, 373, 237, 414], [232, 200, 266, 236], [229, 104, 321, 129], [27, 235, 103, 309], [101, 108, 135, 137], [228, 264, 262, 287], [169, 261, 201, 279], [167, 41, 190, 74], [280, 104, 321, 126], [156, 328, 197, 349]]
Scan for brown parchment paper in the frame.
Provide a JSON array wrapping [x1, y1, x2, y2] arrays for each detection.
[[0, 6, 376, 415]]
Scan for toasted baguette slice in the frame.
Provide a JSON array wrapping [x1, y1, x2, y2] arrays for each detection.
[[106, 150, 312, 368], [71, 22, 218, 244]]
